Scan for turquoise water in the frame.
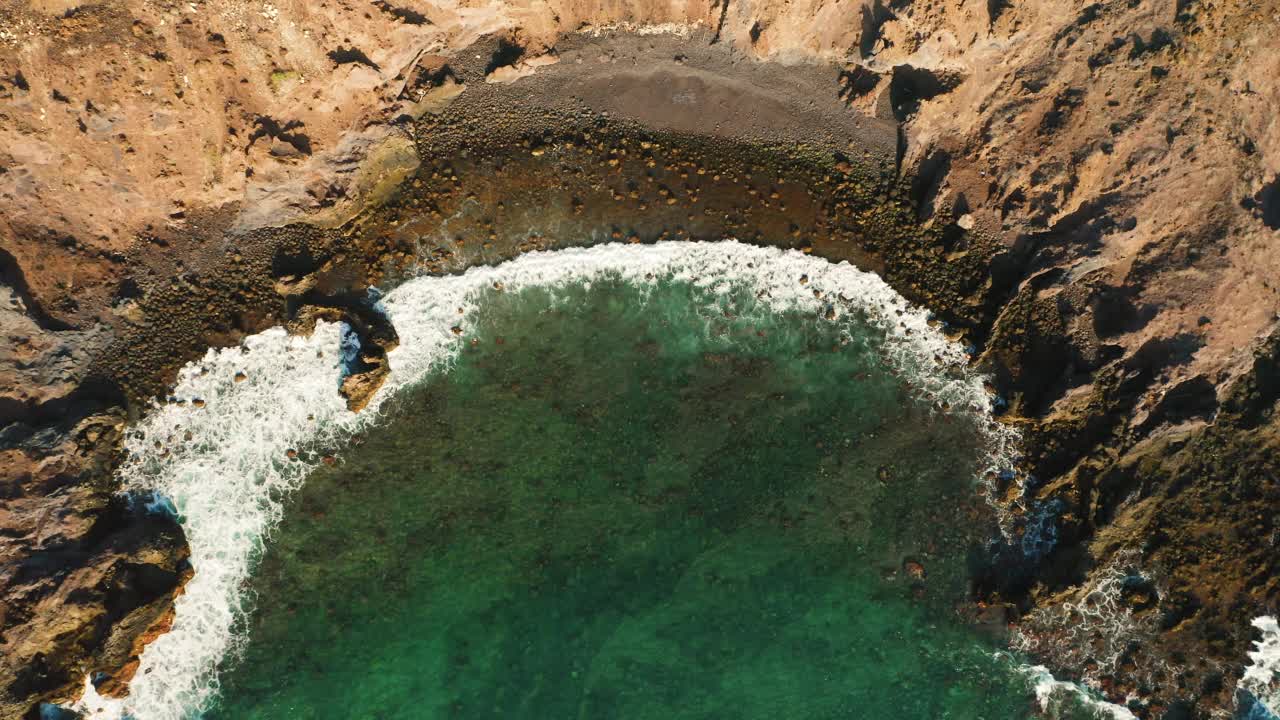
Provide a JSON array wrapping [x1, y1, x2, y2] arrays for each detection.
[[208, 277, 1052, 719]]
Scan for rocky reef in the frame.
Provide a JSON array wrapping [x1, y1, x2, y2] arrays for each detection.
[[2, 0, 1278, 717]]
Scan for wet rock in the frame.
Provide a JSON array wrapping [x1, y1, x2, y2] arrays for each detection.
[[0, 413, 189, 717]]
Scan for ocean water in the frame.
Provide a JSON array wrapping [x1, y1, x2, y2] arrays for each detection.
[[208, 277, 1031, 719], [73, 243, 1136, 720]]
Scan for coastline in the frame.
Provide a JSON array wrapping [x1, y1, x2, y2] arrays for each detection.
[[3, 7, 1279, 717]]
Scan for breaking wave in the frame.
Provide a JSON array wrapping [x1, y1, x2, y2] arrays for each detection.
[[1240, 617, 1280, 718], [69, 241, 1125, 719]]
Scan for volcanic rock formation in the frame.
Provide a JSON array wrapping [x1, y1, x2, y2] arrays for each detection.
[[2, 0, 1279, 717]]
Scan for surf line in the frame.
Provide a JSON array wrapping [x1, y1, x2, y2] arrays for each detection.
[[72, 240, 1025, 719]]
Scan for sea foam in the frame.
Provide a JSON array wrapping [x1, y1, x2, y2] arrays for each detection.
[[1022, 666, 1139, 720], [72, 241, 1028, 718], [1241, 616, 1280, 717]]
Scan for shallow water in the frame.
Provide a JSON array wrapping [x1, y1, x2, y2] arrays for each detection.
[[207, 277, 1049, 719]]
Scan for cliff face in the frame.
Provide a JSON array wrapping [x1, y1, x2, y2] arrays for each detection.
[[2, 0, 1279, 717]]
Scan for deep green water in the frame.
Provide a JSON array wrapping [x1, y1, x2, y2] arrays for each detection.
[[209, 278, 1048, 719]]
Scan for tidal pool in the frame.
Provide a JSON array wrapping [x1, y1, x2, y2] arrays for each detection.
[[83, 243, 1123, 720], [211, 276, 1032, 719]]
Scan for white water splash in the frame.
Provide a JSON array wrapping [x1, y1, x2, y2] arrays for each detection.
[[1009, 552, 1172, 719], [1241, 617, 1280, 717], [1022, 665, 1139, 720], [73, 241, 1024, 719], [1012, 553, 1160, 683]]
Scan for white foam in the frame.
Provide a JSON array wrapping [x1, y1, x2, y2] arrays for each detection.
[[1022, 665, 1139, 720], [71, 241, 1018, 719], [1009, 552, 1170, 718], [1012, 553, 1158, 683], [1241, 616, 1280, 716]]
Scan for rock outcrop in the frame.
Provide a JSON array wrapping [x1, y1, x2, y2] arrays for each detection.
[[0, 409, 188, 719], [2, 0, 1278, 717]]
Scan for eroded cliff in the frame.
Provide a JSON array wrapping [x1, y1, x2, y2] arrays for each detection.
[[2, 0, 1279, 717]]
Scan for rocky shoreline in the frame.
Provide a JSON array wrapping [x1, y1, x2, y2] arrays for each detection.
[[3, 2, 1279, 718]]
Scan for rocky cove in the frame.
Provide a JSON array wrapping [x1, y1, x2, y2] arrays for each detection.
[[2, 3, 1279, 719]]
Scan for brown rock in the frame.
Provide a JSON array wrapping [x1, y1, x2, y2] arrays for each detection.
[[0, 1, 1277, 715]]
